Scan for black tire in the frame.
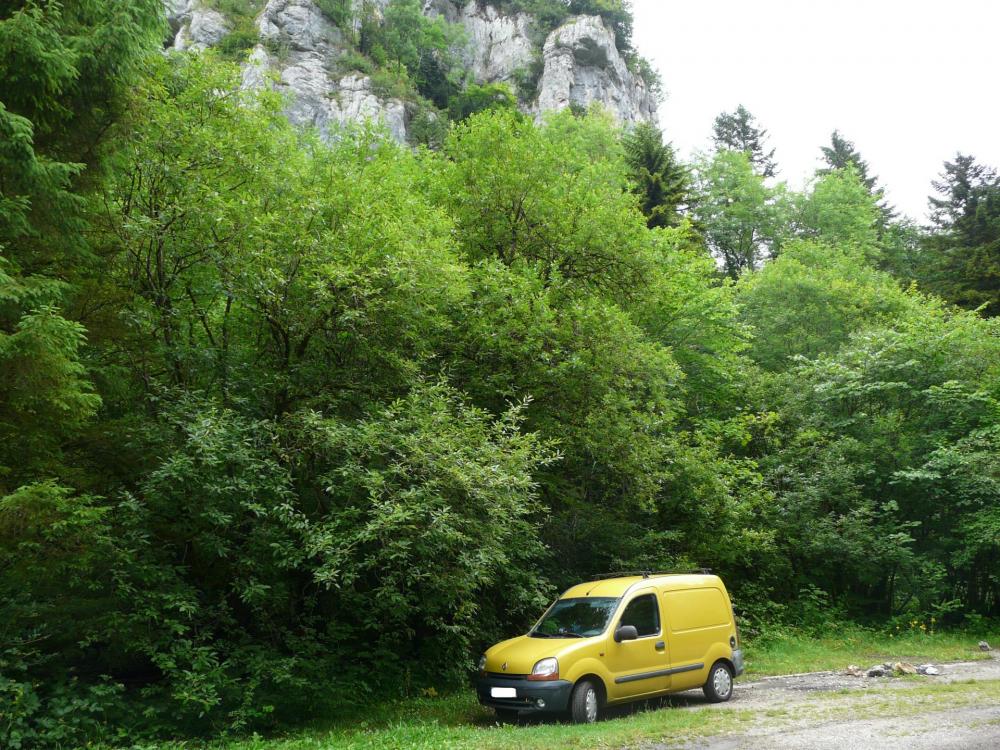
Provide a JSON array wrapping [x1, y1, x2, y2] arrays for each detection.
[[703, 661, 734, 703], [494, 708, 519, 723], [570, 679, 602, 724]]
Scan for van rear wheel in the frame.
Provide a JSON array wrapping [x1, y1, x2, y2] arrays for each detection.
[[570, 679, 601, 723], [703, 661, 734, 702]]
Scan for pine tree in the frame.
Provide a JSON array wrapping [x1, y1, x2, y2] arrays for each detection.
[[712, 104, 777, 178], [928, 154, 997, 229], [0, 1, 162, 482], [818, 130, 895, 224], [820, 130, 876, 190], [921, 154, 1000, 317], [623, 122, 688, 229]]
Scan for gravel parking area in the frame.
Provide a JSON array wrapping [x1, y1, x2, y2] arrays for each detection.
[[654, 656, 1000, 749]]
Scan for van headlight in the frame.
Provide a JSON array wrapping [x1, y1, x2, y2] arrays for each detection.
[[478, 654, 487, 674], [527, 657, 559, 681]]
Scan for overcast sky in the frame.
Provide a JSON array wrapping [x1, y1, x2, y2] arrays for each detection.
[[631, 0, 1000, 222]]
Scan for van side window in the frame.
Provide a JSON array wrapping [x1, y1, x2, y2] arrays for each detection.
[[619, 593, 660, 637]]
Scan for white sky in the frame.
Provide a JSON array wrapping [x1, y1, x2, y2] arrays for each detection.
[[631, 0, 1000, 222]]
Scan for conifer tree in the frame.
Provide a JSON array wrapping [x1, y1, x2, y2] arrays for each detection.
[[820, 130, 876, 190], [623, 122, 688, 229], [712, 104, 777, 178], [921, 154, 1000, 316], [818, 130, 895, 224]]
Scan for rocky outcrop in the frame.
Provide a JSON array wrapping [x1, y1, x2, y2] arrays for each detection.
[[168, 2, 230, 50], [436, 2, 535, 86], [165, 1, 657, 141], [243, 0, 410, 141], [533, 15, 656, 125]]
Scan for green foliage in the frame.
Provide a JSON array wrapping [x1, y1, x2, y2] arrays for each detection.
[[291, 382, 556, 682], [438, 108, 652, 298], [622, 122, 688, 229], [335, 49, 375, 76], [360, 0, 466, 108], [4, 5, 1000, 745], [314, 0, 353, 28], [919, 154, 1000, 316], [632, 225, 750, 411], [0, 0, 161, 491], [448, 82, 519, 122], [211, 2, 266, 61], [820, 130, 877, 191], [0, 300, 101, 478], [693, 149, 789, 278], [794, 166, 881, 258], [712, 104, 778, 178], [407, 107, 449, 149], [737, 240, 915, 371], [631, 54, 664, 100], [760, 303, 1000, 616], [817, 130, 895, 228], [368, 63, 417, 99], [511, 54, 546, 101]]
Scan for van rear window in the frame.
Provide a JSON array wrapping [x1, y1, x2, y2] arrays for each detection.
[[664, 588, 729, 632]]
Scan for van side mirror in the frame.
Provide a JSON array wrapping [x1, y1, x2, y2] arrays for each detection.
[[615, 625, 638, 643]]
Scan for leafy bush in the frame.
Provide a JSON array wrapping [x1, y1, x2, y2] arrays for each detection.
[[447, 83, 519, 121], [408, 107, 449, 149], [314, 0, 353, 28], [217, 25, 259, 61], [360, 0, 466, 107], [370, 65, 417, 100], [211, 0, 265, 61], [336, 49, 376, 76]]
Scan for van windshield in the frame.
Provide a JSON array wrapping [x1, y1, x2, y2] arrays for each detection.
[[530, 597, 618, 638]]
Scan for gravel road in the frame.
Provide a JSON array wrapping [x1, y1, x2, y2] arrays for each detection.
[[652, 656, 1000, 750]]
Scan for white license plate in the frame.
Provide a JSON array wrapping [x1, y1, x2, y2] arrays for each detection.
[[491, 687, 517, 698]]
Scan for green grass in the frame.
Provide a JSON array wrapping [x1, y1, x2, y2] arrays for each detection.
[[143, 678, 1000, 750], [143, 694, 752, 750], [745, 625, 998, 676], [131, 628, 999, 750]]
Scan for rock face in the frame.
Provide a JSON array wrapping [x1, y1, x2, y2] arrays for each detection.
[[447, 2, 535, 86], [533, 15, 656, 125], [165, 1, 658, 142], [168, 2, 230, 50], [246, 0, 409, 141]]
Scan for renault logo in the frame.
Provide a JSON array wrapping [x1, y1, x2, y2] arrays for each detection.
[[501, 662, 508, 671]]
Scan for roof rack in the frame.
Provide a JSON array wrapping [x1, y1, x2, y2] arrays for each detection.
[[592, 568, 712, 580]]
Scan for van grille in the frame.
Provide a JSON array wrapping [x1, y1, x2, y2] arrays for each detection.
[[486, 671, 528, 680]]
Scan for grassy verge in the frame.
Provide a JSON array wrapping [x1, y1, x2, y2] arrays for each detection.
[[135, 628, 998, 750], [145, 695, 751, 750], [745, 625, 997, 676]]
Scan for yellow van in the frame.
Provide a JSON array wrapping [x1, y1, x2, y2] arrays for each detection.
[[475, 572, 743, 723]]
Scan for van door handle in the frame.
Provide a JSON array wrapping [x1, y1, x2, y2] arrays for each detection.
[[655, 641, 665, 650]]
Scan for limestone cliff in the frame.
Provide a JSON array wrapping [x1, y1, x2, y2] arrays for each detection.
[[165, 1, 659, 142]]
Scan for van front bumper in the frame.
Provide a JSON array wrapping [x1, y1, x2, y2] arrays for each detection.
[[474, 674, 574, 714], [732, 648, 745, 676]]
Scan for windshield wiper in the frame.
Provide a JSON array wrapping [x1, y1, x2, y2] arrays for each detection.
[[557, 631, 586, 638]]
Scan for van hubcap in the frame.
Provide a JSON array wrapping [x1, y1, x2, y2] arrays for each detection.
[[585, 688, 598, 721], [713, 667, 732, 697]]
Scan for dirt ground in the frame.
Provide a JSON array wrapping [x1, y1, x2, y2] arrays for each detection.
[[654, 656, 1000, 749]]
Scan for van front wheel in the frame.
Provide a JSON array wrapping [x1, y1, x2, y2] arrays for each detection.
[[703, 661, 734, 702], [570, 679, 601, 723]]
